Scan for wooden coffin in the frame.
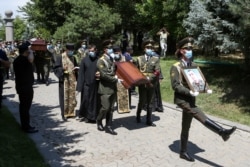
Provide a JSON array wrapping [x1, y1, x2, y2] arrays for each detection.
[[115, 61, 149, 89], [31, 39, 47, 51]]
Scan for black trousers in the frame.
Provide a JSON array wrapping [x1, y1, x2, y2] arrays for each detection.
[[18, 90, 34, 129]]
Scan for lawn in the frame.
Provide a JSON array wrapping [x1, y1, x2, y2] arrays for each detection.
[[159, 56, 250, 126], [0, 106, 49, 167]]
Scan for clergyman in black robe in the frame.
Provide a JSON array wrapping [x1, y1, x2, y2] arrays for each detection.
[[76, 44, 100, 123]]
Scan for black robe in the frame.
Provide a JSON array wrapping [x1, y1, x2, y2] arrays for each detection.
[[76, 55, 99, 121]]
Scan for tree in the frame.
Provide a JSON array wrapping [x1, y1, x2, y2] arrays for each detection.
[[183, 0, 238, 56], [229, 0, 250, 71], [53, 0, 121, 42], [19, 0, 71, 35], [13, 17, 26, 40]]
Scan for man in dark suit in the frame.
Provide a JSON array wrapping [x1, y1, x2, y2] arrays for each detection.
[[13, 42, 38, 133]]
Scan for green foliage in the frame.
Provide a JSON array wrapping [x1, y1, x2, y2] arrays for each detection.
[[53, 0, 121, 42], [13, 17, 26, 40]]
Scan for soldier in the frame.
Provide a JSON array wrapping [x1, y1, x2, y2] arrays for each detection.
[[135, 39, 161, 126], [53, 40, 63, 66], [96, 39, 122, 135], [77, 39, 88, 65], [170, 37, 236, 162], [43, 42, 54, 86]]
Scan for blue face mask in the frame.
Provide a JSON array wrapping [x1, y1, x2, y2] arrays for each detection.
[[89, 51, 96, 58], [145, 49, 153, 56], [67, 51, 74, 56], [47, 45, 53, 50], [184, 50, 193, 59], [107, 48, 113, 55], [114, 54, 121, 60], [82, 45, 86, 49]]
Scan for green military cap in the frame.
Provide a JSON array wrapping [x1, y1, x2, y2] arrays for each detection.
[[113, 45, 121, 53], [142, 39, 155, 48], [176, 37, 194, 49], [102, 39, 115, 48], [65, 43, 75, 50]]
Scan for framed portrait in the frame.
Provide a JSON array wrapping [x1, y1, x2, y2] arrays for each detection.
[[181, 67, 209, 93]]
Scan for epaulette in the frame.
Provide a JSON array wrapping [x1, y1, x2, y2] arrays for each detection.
[[173, 62, 180, 66]]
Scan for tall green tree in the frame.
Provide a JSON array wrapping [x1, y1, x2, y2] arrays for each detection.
[[53, 0, 121, 42], [229, 0, 250, 71], [13, 17, 26, 40], [183, 0, 238, 56], [19, 0, 71, 35]]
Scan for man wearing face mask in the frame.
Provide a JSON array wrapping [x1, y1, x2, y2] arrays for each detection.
[[77, 39, 88, 65], [170, 37, 236, 162], [76, 44, 100, 123], [135, 39, 160, 127], [53, 40, 63, 66], [96, 39, 122, 135], [54, 43, 79, 121]]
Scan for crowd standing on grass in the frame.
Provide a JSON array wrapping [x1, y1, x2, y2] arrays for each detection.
[[0, 34, 237, 162]]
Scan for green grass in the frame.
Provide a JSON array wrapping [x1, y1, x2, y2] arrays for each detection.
[[0, 106, 49, 167], [159, 56, 250, 126]]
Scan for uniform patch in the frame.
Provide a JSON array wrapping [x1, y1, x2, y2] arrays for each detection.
[[171, 72, 175, 77], [99, 64, 104, 69]]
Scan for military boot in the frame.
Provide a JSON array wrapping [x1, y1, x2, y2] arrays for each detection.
[[179, 134, 195, 162], [146, 107, 156, 126], [97, 119, 104, 131], [204, 119, 236, 141], [105, 112, 117, 135], [136, 106, 142, 123]]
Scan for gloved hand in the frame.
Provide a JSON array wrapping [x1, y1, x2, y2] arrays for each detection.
[[117, 78, 123, 84], [147, 76, 150, 80], [207, 89, 213, 94], [190, 90, 199, 97]]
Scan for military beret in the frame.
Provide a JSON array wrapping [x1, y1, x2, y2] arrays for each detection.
[[142, 39, 155, 48], [65, 43, 75, 50], [56, 40, 61, 44], [102, 39, 115, 48], [176, 37, 194, 49], [113, 45, 121, 53]]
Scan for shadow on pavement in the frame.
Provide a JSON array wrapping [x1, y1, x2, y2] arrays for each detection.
[[169, 140, 223, 167]]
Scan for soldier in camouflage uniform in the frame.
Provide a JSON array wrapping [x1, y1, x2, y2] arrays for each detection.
[[96, 39, 122, 135], [77, 39, 88, 65], [135, 39, 161, 127], [170, 37, 236, 162]]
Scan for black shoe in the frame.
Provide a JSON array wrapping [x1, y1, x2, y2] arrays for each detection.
[[156, 108, 164, 112], [85, 118, 96, 124], [221, 126, 237, 141], [180, 152, 195, 162], [62, 116, 67, 121], [97, 120, 104, 131], [105, 126, 117, 135], [146, 122, 156, 127], [23, 127, 38, 133], [46, 81, 49, 86]]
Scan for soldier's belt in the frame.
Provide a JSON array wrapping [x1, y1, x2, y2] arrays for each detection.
[[142, 72, 152, 76]]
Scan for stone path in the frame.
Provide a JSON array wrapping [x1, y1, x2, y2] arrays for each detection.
[[3, 74, 250, 167]]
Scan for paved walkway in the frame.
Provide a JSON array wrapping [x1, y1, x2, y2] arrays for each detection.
[[3, 74, 250, 167]]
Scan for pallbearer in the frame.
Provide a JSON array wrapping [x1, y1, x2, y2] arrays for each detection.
[[135, 39, 161, 127]]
